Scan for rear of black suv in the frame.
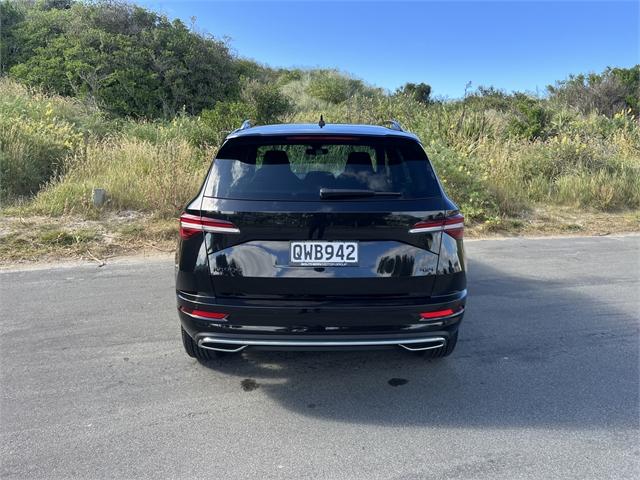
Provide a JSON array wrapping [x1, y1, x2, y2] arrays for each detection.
[[176, 123, 466, 359]]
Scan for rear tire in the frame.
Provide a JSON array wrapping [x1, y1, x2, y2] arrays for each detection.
[[181, 327, 222, 361], [414, 330, 458, 359]]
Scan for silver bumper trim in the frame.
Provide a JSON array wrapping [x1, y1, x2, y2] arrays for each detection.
[[197, 335, 447, 351]]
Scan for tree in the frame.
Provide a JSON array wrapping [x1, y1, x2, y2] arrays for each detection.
[[396, 82, 431, 104], [5, 1, 240, 118], [547, 66, 639, 117], [0, 1, 26, 74]]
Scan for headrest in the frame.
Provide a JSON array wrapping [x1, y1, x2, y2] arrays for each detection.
[[346, 152, 373, 166], [262, 150, 290, 166], [345, 152, 374, 174]]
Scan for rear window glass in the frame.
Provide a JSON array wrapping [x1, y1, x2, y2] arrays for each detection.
[[204, 135, 441, 201]]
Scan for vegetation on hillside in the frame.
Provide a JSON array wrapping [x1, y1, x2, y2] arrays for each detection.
[[1, 0, 238, 118], [1, 0, 639, 235]]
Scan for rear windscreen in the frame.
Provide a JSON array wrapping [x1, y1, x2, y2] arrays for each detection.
[[204, 135, 441, 201]]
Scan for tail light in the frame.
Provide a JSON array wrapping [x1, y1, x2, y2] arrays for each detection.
[[180, 306, 228, 321], [179, 213, 240, 239], [409, 213, 464, 239], [420, 308, 455, 319]]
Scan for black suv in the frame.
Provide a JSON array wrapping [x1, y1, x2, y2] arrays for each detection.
[[176, 121, 466, 360]]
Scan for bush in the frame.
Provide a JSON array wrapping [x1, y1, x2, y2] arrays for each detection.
[[507, 95, 551, 141], [306, 70, 367, 104], [201, 101, 251, 142], [241, 80, 293, 124], [200, 80, 292, 136], [548, 66, 640, 117], [395, 82, 431, 104], [6, 0, 239, 118], [463, 86, 513, 112]]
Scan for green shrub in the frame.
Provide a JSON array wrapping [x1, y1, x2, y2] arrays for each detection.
[[306, 70, 368, 104], [463, 86, 513, 112], [201, 101, 250, 142], [395, 82, 431, 105], [548, 66, 640, 117], [507, 96, 551, 140], [6, 0, 239, 118], [200, 81, 293, 139], [241, 80, 293, 124]]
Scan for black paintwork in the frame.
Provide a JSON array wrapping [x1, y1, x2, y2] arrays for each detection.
[[176, 125, 467, 350]]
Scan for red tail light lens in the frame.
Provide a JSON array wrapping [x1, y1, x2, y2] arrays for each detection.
[[442, 213, 464, 240], [179, 213, 240, 239], [420, 308, 455, 319], [410, 213, 464, 239], [409, 219, 444, 233], [180, 306, 228, 320], [419, 306, 464, 320]]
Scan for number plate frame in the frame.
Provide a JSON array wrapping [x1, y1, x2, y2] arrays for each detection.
[[289, 241, 359, 266]]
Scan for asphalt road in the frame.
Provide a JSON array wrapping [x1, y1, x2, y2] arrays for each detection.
[[1, 235, 639, 480]]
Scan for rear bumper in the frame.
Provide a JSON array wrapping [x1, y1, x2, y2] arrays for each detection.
[[177, 290, 466, 351], [195, 334, 449, 353]]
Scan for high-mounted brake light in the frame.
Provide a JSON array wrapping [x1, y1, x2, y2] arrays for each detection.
[[409, 213, 464, 239], [179, 213, 240, 239], [180, 306, 228, 321], [285, 136, 360, 141]]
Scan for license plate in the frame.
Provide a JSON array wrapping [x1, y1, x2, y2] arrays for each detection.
[[290, 241, 358, 266]]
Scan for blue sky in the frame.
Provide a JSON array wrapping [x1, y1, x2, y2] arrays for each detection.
[[136, 1, 639, 98]]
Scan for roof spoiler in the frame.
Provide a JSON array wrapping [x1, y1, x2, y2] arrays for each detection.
[[386, 120, 404, 132], [230, 119, 252, 134]]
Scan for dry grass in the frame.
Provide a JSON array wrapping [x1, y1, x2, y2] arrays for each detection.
[[29, 138, 213, 217]]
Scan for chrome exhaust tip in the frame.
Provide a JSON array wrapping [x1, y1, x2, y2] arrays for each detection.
[[198, 339, 247, 353], [398, 338, 446, 351]]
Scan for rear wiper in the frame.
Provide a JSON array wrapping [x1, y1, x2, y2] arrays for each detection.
[[319, 188, 403, 199]]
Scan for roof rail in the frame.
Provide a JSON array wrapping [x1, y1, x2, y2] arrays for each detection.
[[386, 119, 403, 131]]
